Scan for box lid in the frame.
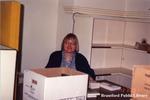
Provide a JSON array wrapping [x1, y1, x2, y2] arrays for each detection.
[[31, 67, 86, 77]]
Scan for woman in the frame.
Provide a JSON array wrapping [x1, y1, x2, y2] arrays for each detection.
[[46, 33, 95, 80]]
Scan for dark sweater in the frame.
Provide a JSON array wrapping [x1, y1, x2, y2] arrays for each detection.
[[46, 51, 96, 80]]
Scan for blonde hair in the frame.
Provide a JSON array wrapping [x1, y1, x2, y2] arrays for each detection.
[[61, 33, 79, 52]]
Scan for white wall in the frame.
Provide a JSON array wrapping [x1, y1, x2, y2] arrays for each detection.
[[19, 0, 150, 72], [73, 0, 126, 10], [73, 0, 150, 12], [20, 0, 59, 72], [56, 0, 73, 50], [62, 0, 74, 7], [125, 0, 150, 11]]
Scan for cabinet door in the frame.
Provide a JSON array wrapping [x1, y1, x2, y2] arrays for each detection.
[[124, 22, 149, 46], [93, 19, 125, 44], [74, 16, 93, 62], [0, 1, 21, 50], [122, 48, 149, 70], [91, 48, 122, 69]]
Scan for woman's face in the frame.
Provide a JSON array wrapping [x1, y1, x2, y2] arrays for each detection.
[[63, 39, 76, 53]]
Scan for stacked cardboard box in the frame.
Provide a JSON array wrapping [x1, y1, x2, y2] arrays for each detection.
[[131, 65, 150, 100]]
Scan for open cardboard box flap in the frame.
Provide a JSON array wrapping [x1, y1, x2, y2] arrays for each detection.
[[31, 67, 86, 77], [23, 67, 88, 100]]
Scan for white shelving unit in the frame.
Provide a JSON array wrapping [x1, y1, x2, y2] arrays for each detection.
[[91, 18, 150, 70], [89, 18, 150, 88], [64, 0, 150, 70], [73, 13, 150, 71]]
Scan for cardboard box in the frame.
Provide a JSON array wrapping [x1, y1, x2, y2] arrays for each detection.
[[131, 65, 150, 100], [23, 67, 88, 100]]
